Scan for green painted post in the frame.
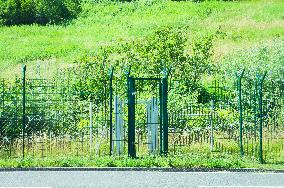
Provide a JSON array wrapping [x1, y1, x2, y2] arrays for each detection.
[[22, 65, 26, 159], [109, 68, 114, 156], [236, 69, 245, 156], [210, 100, 214, 152], [128, 77, 136, 158], [159, 82, 163, 155], [159, 83, 164, 155], [162, 76, 168, 155], [257, 71, 267, 164], [253, 81, 257, 142]]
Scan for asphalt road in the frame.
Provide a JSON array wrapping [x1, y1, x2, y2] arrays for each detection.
[[0, 170, 284, 188]]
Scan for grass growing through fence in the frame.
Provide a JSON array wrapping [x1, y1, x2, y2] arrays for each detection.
[[0, 0, 283, 76], [0, 153, 283, 170], [0, 133, 283, 169]]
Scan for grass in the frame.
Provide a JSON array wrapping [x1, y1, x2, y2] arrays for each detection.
[[0, 153, 283, 170], [0, 0, 283, 77], [0, 133, 283, 169]]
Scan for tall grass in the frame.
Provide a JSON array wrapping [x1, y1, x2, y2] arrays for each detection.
[[0, 0, 283, 77]]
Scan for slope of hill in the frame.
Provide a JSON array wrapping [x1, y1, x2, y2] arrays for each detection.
[[0, 0, 283, 77]]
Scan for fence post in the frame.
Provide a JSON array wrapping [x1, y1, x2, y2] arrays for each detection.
[[159, 82, 163, 155], [89, 98, 93, 156], [21, 65, 26, 159], [253, 81, 257, 142], [257, 71, 267, 164], [128, 77, 136, 158], [109, 67, 114, 156], [162, 75, 168, 156], [236, 69, 245, 156], [210, 100, 214, 152]]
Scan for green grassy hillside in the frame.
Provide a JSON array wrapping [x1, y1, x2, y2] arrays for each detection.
[[0, 0, 283, 77]]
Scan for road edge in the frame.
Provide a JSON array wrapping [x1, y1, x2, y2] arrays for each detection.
[[0, 167, 284, 173]]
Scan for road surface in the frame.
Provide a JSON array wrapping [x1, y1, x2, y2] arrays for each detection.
[[0, 170, 284, 188]]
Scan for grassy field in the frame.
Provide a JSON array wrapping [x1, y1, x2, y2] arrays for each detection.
[[0, 0, 283, 77]]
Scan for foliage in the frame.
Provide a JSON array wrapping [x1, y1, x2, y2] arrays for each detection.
[[0, 1, 283, 74], [0, 78, 22, 140], [0, 153, 283, 169], [0, 0, 283, 165], [70, 27, 215, 102], [0, 0, 82, 25], [219, 41, 284, 84]]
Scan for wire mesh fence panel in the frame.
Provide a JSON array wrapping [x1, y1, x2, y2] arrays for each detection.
[[0, 66, 283, 163], [167, 75, 284, 162], [0, 78, 22, 158], [0, 70, 109, 159]]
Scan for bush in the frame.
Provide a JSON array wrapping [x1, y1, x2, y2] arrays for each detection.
[[0, 0, 82, 26]]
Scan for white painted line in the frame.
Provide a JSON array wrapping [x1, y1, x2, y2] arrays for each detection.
[[198, 186, 284, 188], [0, 187, 53, 188], [194, 171, 284, 175]]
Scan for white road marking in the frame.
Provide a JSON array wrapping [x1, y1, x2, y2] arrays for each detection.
[[198, 186, 284, 188], [0, 187, 53, 188]]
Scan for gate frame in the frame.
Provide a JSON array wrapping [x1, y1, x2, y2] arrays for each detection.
[[127, 73, 168, 158]]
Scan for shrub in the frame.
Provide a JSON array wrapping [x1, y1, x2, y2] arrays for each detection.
[[0, 0, 82, 26], [69, 27, 215, 104]]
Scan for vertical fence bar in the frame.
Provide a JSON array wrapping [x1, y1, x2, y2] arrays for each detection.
[[22, 65, 26, 158], [162, 76, 168, 155], [147, 99, 151, 152], [159, 82, 163, 155], [257, 71, 267, 164], [236, 69, 245, 156], [109, 68, 114, 156], [210, 100, 214, 152], [259, 80, 263, 164], [89, 99, 93, 155], [115, 95, 118, 155], [128, 77, 136, 158]]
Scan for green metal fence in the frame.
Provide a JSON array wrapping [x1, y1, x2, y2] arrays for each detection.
[[167, 70, 284, 163], [0, 65, 283, 164], [0, 66, 110, 158]]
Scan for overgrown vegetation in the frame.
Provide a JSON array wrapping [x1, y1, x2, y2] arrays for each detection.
[[71, 27, 215, 101], [0, 0, 283, 168], [0, 153, 283, 169]]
